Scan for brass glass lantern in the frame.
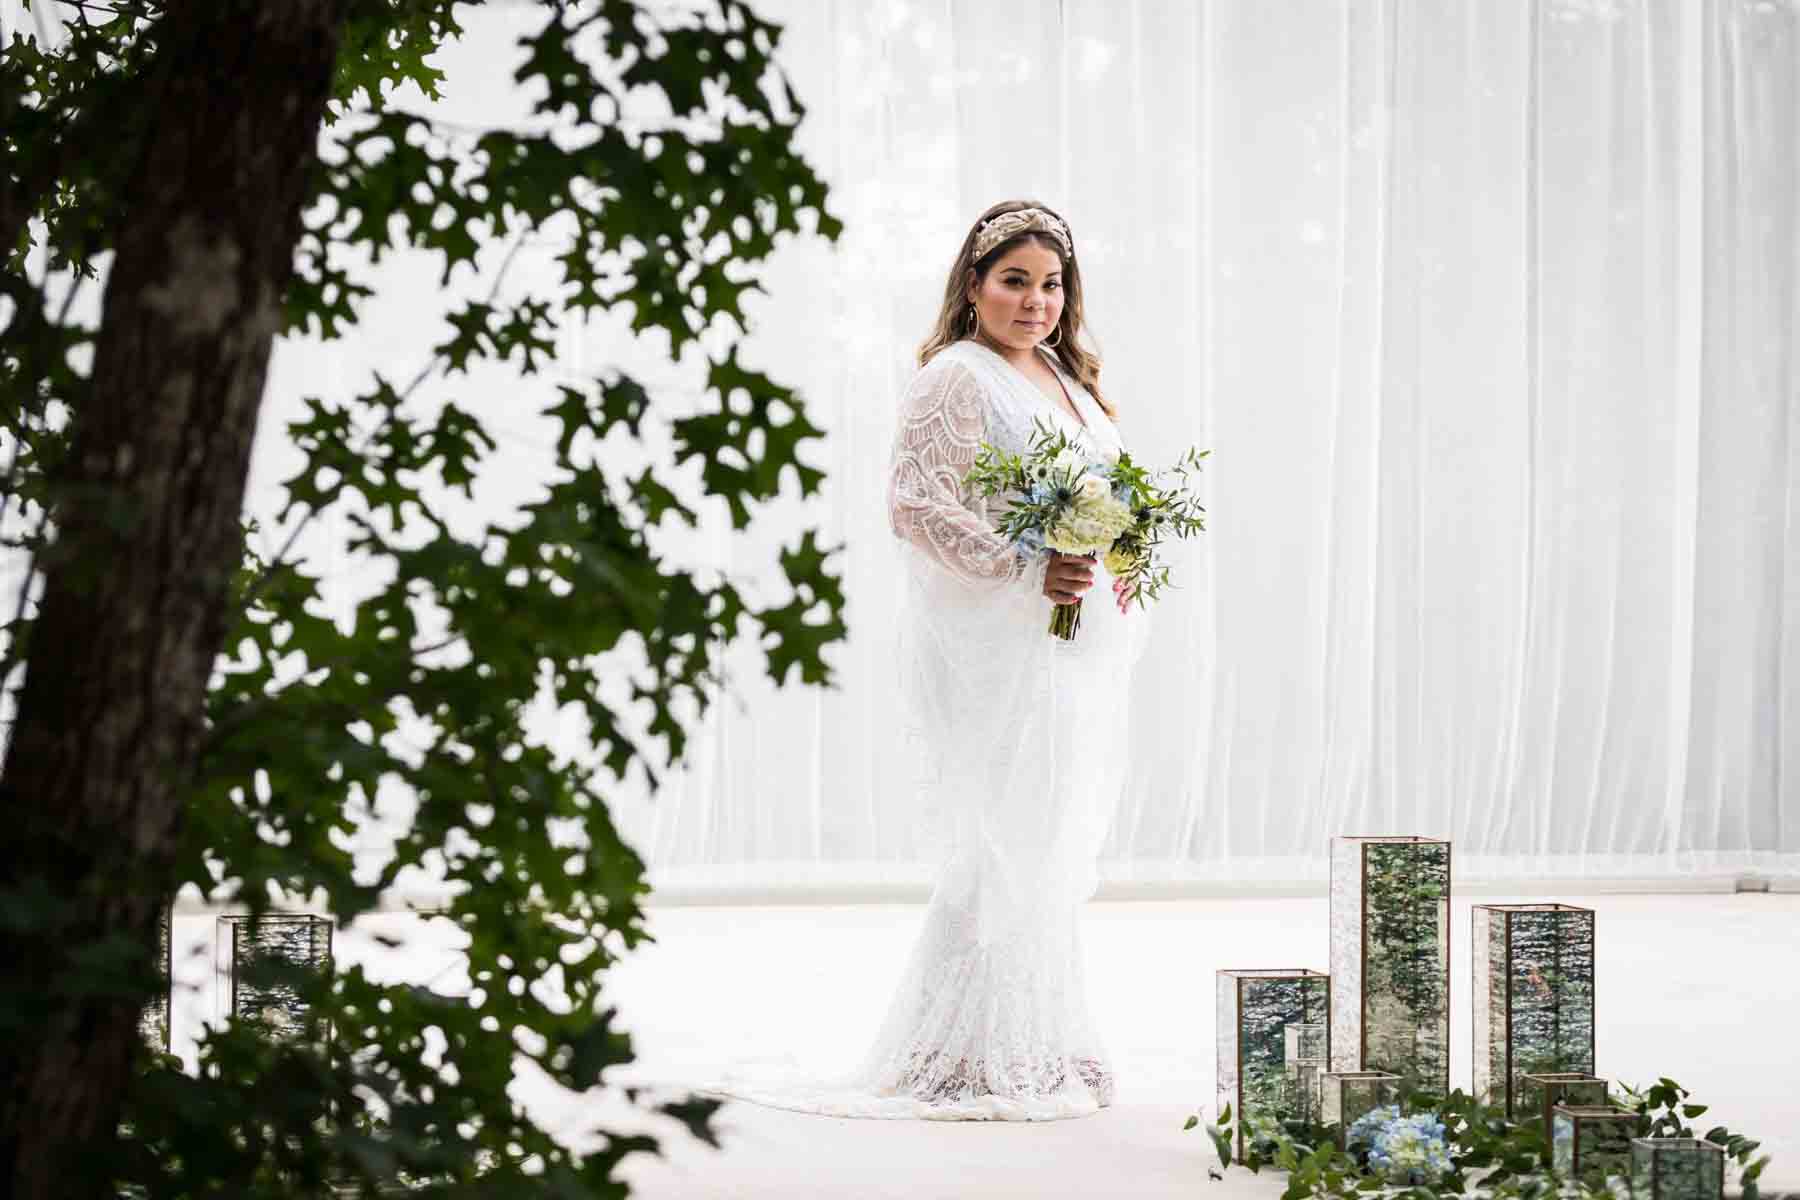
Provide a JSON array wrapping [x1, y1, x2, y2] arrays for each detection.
[[1472, 904, 1596, 1116], [1318, 1071, 1401, 1147], [1630, 1138, 1726, 1200], [216, 913, 335, 1038], [1520, 1072, 1609, 1143], [1283, 1022, 1328, 1120], [1552, 1104, 1638, 1181], [1217, 969, 1330, 1158], [1328, 837, 1451, 1093]]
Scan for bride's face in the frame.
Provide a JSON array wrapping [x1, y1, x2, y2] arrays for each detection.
[[966, 240, 1065, 353]]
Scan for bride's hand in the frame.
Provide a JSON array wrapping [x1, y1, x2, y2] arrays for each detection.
[[1043, 553, 1095, 605], [1112, 574, 1138, 614]]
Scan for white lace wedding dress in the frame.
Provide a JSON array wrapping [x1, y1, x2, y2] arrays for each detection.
[[698, 338, 1146, 1121]]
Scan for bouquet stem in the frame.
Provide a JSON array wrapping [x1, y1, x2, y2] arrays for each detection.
[[1048, 598, 1082, 640]]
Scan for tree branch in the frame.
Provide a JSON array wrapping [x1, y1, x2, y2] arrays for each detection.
[[246, 226, 531, 607]]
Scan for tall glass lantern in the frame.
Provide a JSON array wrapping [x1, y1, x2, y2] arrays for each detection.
[[1472, 904, 1596, 1116], [1328, 837, 1451, 1093], [1217, 969, 1330, 1159]]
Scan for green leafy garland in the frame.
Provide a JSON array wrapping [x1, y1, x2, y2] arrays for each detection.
[[1185, 1077, 1773, 1200]]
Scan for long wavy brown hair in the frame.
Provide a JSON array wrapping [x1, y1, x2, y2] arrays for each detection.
[[917, 198, 1114, 420]]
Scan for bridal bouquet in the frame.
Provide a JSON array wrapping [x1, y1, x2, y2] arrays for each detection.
[[967, 419, 1209, 640]]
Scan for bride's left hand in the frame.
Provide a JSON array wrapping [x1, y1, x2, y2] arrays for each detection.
[[1112, 575, 1138, 614]]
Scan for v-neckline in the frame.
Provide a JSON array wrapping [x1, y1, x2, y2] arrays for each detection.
[[970, 339, 1090, 434]]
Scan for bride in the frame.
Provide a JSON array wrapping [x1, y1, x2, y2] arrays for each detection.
[[704, 200, 1145, 1121]]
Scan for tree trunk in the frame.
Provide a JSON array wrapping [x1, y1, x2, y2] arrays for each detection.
[[0, 3, 349, 1196]]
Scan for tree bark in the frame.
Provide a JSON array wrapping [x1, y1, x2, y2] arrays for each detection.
[[0, 3, 349, 1196]]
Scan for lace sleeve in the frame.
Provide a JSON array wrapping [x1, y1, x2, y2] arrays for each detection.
[[887, 356, 1048, 597]]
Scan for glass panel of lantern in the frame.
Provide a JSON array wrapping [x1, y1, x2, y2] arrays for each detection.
[[1284, 1022, 1327, 1120], [1630, 1138, 1726, 1200], [216, 913, 335, 1040], [1472, 904, 1596, 1117], [1552, 1104, 1639, 1183], [1329, 837, 1451, 1093], [138, 903, 173, 1054], [1318, 1071, 1402, 1148], [1216, 969, 1331, 1159], [1520, 1071, 1610, 1147]]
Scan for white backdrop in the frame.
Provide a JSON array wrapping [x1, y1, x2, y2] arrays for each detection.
[[608, 0, 1800, 893], [5, 0, 1796, 897]]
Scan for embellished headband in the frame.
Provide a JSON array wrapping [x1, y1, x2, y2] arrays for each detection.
[[971, 207, 1072, 261]]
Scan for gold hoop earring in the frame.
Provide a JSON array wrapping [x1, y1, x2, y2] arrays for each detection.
[[1042, 322, 1063, 349], [964, 304, 980, 339]]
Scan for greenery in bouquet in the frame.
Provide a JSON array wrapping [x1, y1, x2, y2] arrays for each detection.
[[966, 418, 1208, 639], [1184, 1077, 1773, 1200]]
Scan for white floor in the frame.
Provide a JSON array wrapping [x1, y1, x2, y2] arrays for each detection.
[[603, 893, 1800, 1199], [168, 892, 1800, 1198]]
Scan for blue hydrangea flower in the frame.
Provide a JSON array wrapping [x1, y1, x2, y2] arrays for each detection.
[[1346, 1105, 1453, 1186]]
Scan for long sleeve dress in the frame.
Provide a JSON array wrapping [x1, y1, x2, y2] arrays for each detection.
[[700, 337, 1145, 1121]]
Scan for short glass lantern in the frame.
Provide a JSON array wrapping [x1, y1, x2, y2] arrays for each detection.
[[1284, 1022, 1328, 1120], [1318, 1070, 1401, 1147], [1631, 1138, 1726, 1200], [1217, 969, 1330, 1159], [1472, 904, 1595, 1117], [216, 913, 334, 1039], [1329, 837, 1451, 1093], [1520, 1072, 1609, 1144], [1552, 1104, 1638, 1181]]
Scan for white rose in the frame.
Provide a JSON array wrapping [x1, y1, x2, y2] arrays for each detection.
[[1075, 474, 1109, 503]]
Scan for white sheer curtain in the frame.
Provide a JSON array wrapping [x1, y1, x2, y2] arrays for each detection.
[[13, 0, 1788, 897], [612, 0, 1799, 894]]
